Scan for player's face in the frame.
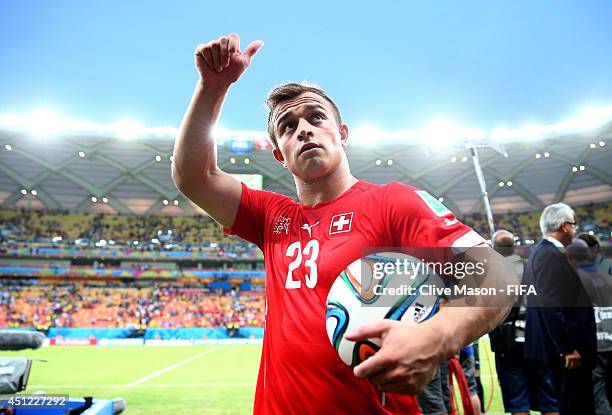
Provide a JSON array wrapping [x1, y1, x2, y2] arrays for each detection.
[[271, 92, 349, 181]]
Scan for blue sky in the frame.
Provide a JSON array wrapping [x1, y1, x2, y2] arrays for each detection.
[[1, 0, 611, 132]]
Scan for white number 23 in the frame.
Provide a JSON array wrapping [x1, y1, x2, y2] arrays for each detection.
[[285, 240, 319, 289]]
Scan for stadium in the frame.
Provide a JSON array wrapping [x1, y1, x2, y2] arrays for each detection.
[[1, 2, 612, 415]]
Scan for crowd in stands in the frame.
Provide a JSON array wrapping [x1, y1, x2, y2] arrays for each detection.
[[0, 208, 257, 257], [462, 201, 611, 244], [1, 202, 610, 259], [0, 282, 265, 330]]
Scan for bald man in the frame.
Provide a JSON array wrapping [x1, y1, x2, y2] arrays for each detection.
[[490, 230, 559, 415]]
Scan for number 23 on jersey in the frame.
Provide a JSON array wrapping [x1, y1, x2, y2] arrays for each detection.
[[285, 239, 320, 289]]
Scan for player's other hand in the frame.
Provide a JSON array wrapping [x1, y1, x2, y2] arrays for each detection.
[[194, 33, 263, 89], [345, 320, 441, 394]]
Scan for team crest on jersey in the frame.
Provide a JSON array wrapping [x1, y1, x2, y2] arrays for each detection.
[[273, 216, 291, 235], [329, 212, 354, 235]]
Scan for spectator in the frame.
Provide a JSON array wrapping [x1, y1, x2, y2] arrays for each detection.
[[524, 203, 597, 414]]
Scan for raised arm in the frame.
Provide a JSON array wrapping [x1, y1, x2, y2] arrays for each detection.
[[172, 34, 263, 228]]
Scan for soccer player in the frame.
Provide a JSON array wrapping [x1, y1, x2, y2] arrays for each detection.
[[172, 33, 512, 414]]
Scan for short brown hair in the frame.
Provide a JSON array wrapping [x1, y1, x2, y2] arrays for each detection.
[[265, 82, 342, 148]]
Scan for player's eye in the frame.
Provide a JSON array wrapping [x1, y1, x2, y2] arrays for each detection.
[[282, 122, 295, 134], [311, 113, 325, 122]]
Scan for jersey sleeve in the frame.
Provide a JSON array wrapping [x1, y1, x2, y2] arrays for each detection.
[[385, 182, 485, 251], [223, 182, 289, 250]]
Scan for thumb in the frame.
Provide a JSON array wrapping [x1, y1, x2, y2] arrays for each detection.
[[345, 319, 394, 341], [243, 40, 264, 59]]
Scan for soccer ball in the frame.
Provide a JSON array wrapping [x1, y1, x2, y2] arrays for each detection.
[[325, 252, 443, 367]]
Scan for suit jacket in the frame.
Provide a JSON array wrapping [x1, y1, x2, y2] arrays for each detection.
[[523, 239, 597, 368]]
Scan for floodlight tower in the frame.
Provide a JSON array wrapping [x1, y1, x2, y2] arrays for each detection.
[[464, 140, 508, 240]]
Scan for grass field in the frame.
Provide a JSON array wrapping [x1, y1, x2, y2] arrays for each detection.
[[3, 340, 510, 414]]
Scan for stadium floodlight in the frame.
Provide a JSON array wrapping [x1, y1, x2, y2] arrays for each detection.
[[20, 189, 27, 195], [450, 157, 457, 163], [78, 151, 86, 158], [244, 157, 250, 165], [572, 166, 578, 172], [30, 190, 37, 196], [535, 153, 541, 159], [113, 119, 146, 139], [4, 144, 11, 151], [600, 141, 606, 147], [230, 157, 236, 164], [498, 182, 505, 187], [375, 159, 382, 166], [506, 181, 513, 187], [102, 197, 108, 203], [420, 119, 486, 150], [490, 105, 612, 142], [579, 165, 585, 171], [91, 196, 97, 203], [438, 197, 444, 202], [163, 199, 169, 205], [590, 143, 597, 149], [387, 159, 393, 166], [169, 155, 174, 162], [544, 152, 550, 158], [173, 200, 179, 206], [559, 105, 612, 132], [25, 109, 69, 137], [155, 155, 162, 162]]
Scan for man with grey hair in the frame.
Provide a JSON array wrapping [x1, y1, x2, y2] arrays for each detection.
[[524, 203, 596, 414]]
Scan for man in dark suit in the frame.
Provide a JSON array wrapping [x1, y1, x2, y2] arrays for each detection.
[[524, 203, 597, 415]]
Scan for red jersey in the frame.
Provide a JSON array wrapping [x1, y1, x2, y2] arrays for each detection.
[[225, 180, 484, 414]]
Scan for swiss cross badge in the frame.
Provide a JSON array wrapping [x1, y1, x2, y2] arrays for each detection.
[[273, 216, 291, 235], [329, 212, 354, 234]]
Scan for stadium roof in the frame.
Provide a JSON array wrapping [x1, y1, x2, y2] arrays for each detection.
[[0, 113, 610, 216]]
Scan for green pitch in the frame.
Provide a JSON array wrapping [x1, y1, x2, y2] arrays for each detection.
[[3, 341, 509, 414]]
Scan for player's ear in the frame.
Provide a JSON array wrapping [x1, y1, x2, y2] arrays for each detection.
[[272, 147, 287, 168], [339, 123, 349, 148]]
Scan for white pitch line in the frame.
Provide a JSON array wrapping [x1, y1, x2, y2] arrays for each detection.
[[127, 348, 219, 387], [29, 382, 255, 389]]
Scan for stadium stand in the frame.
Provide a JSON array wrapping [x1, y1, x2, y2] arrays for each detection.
[[1, 282, 264, 329], [2, 203, 610, 255]]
